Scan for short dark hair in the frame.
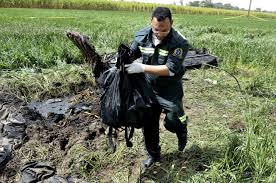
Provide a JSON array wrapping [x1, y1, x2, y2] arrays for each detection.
[[152, 7, 172, 22]]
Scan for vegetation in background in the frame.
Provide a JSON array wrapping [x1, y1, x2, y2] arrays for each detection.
[[0, 8, 275, 182], [187, 0, 275, 13], [0, 0, 276, 18]]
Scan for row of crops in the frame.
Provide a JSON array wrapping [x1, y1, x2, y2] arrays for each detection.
[[1, 0, 276, 18]]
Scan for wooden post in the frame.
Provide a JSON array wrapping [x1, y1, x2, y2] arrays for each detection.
[[248, 0, 252, 17]]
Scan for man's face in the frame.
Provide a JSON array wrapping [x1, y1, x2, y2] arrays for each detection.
[[151, 17, 172, 40]]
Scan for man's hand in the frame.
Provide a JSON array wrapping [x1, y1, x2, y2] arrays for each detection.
[[125, 62, 145, 74]]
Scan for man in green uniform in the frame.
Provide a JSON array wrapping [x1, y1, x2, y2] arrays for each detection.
[[126, 7, 189, 168]]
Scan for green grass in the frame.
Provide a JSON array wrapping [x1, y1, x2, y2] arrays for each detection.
[[183, 69, 276, 182], [1, 8, 275, 96], [0, 63, 95, 100], [1, 8, 276, 182]]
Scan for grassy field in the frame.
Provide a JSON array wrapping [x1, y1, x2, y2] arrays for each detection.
[[0, 8, 276, 182]]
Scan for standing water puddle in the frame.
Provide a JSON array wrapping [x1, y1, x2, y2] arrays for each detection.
[[29, 98, 71, 117]]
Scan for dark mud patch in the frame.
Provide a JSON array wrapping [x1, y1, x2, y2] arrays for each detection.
[[29, 98, 70, 118], [0, 89, 107, 182], [0, 91, 24, 107]]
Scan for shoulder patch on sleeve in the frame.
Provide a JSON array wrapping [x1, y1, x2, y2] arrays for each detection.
[[173, 48, 183, 58]]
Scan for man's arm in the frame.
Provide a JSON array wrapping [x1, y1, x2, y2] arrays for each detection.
[[125, 62, 170, 76], [126, 43, 189, 76], [165, 43, 189, 75], [144, 65, 170, 76]]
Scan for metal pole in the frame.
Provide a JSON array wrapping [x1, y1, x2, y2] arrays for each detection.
[[248, 0, 252, 17]]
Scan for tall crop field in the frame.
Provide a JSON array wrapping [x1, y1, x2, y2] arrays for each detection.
[[1, 0, 276, 18]]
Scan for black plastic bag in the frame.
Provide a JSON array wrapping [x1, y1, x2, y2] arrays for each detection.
[[99, 44, 153, 151], [100, 44, 152, 129], [19, 162, 55, 183], [100, 69, 122, 128], [100, 70, 152, 129], [121, 73, 152, 129]]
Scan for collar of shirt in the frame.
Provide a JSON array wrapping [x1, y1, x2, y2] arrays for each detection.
[[152, 34, 162, 46]]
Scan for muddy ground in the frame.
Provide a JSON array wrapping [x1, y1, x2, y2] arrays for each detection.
[[0, 89, 108, 182], [0, 68, 261, 183]]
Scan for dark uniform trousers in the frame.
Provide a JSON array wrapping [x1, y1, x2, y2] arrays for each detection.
[[143, 94, 188, 158]]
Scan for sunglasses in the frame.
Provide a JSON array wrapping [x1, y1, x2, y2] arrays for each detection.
[[152, 28, 170, 36]]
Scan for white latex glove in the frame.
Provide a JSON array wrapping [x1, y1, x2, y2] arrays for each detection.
[[107, 66, 117, 72], [125, 62, 145, 74]]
